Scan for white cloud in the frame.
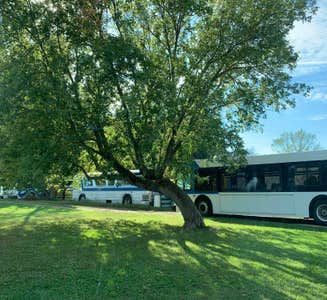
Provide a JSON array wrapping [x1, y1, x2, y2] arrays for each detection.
[[292, 65, 322, 76], [309, 114, 327, 121], [310, 91, 327, 102], [298, 61, 327, 65], [289, 1, 327, 65]]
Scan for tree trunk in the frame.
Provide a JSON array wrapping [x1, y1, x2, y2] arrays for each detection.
[[99, 148, 205, 229], [157, 179, 205, 230], [62, 188, 66, 200]]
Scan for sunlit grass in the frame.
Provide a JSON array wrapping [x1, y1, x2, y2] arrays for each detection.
[[0, 200, 326, 299]]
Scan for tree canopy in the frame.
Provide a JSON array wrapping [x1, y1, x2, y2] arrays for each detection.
[[271, 129, 322, 153], [0, 0, 316, 228]]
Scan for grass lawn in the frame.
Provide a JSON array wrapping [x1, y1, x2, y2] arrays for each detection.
[[0, 200, 326, 299]]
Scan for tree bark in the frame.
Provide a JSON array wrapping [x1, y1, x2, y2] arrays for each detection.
[[157, 179, 205, 230], [62, 187, 67, 200]]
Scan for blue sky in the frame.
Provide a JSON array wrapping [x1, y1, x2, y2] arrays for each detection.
[[243, 0, 327, 154]]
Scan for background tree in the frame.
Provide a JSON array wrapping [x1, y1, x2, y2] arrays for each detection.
[[0, 0, 316, 229], [271, 129, 322, 153]]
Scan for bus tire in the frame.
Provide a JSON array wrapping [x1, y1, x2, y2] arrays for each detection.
[[195, 196, 213, 217], [123, 194, 132, 205], [79, 194, 86, 201], [311, 197, 327, 226]]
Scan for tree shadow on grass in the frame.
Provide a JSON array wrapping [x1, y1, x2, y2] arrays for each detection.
[[208, 214, 327, 232], [1, 215, 326, 299]]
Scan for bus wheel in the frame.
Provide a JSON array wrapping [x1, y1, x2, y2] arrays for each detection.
[[123, 194, 132, 205], [195, 196, 213, 217], [312, 198, 327, 226], [79, 194, 86, 201]]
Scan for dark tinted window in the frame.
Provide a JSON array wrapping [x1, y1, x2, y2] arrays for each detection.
[[263, 165, 282, 192], [321, 162, 327, 185], [222, 171, 246, 192], [306, 167, 320, 185], [295, 166, 306, 188], [287, 162, 323, 191], [244, 168, 260, 192], [221, 164, 282, 192], [201, 160, 327, 193], [194, 169, 217, 192]]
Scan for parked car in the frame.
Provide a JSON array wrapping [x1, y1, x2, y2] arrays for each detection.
[[1, 189, 19, 199], [18, 187, 50, 199], [18, 188, 38, 199]]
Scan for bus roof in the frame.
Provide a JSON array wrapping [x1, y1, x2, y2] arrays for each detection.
[[195, 150, 327, 168]]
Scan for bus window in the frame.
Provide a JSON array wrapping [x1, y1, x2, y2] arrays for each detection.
[[287, 164, 296, 191], [113, 179, 130, 187], [263, 165, 281, 192], [321, 162, 327, 185], [305, 167, 320, 186], [107, 179, 115, 186], [95, 179, 107, 187], [222, 175, 231, 192], [245, 175, 258, 192], [295, 167, 306, 188], [184, 181, 191, 191], [222, 166, 281, 192], [265, 174, 281, 192], [177, 179, 191, 191], [236, 172, 247, 192], [83, 179, 93, 187], [194, 173, 217, 192], [287, 163, 321, 191], [222, 171, 246, 192]]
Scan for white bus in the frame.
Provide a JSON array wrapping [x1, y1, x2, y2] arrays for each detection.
[[72, 173, 153, 205], [188, 150, 327, 225]]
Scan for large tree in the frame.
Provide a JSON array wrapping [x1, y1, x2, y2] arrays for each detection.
[[271, 129, 322, 153], [0, 0, 315, 228]]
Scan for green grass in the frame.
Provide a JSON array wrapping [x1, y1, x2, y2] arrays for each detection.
[[0, 200, 326, 300], [0, 198, 175, 211]]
